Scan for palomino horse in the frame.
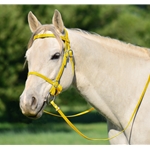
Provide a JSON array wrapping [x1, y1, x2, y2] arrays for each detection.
[[20, 9, 150, 144]]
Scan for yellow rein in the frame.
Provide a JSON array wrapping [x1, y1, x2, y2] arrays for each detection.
[[47, 75, 150, 141], [28, 28, 150, 141], [44, 107, 95, 118]]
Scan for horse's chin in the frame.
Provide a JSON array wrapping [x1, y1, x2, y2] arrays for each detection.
[[27, 110, 43, 119]]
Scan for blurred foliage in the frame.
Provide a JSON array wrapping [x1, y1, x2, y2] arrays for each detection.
[[0, 4, 150, 123]]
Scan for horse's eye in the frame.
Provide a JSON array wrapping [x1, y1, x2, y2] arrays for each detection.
[[51, 52, 60, 60]]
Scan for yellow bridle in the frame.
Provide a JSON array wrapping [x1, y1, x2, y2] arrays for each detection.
[[28, 28, 74, 96], [27, 28, 150, 141]]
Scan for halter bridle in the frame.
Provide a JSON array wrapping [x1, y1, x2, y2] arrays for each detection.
[[28, 28, 74, 97], [27, 27, 149, 141]]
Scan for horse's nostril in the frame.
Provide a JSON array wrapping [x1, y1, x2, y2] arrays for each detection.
[[31, 96, 37, 107]]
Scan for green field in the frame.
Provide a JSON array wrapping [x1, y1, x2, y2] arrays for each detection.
[[0, 122, 109, 145]]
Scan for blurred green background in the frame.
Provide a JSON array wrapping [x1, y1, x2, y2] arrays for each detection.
[[0, 4, 150, 144]]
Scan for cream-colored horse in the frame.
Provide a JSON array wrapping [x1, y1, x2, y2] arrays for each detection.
[[20, 9, 150, 144]]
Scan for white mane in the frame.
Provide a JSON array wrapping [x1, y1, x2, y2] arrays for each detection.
[[71, 28, 150, 59]]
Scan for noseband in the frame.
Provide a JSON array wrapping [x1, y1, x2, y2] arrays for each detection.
[[28, 28, 74, 97]]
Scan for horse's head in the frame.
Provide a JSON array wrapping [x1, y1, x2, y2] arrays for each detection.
[[20, 10, 74, 119]]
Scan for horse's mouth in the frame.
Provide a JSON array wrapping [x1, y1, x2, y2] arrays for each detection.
[[26, 101, 47, 119], [20, 92, 54, 119]]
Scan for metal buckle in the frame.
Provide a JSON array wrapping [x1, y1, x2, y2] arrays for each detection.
[[45, 92, 55, 105]]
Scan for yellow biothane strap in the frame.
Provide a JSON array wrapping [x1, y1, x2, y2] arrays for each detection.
[[49, 75, 150, 141], [28, 71, 62, 96], [34, 34, 55, 40], [44, 107, 95, 118], [28, 72, 53, 85], [34, 29, 70, 44], [34, 32, 70, 44], [50, 100, 110, 141]]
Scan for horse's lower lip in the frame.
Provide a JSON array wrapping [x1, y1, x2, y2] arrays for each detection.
[[28, 112, 42, 119], [27, 101, 46, 119]]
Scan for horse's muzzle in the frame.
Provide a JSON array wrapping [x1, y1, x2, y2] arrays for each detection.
[[19, 91, 46, 119]]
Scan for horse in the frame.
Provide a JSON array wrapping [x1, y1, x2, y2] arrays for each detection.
[[20, 9, 150, 144]]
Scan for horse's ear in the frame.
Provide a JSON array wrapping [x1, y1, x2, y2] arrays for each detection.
[[28, 11, 41, 33], [52, 9, 65, 33]]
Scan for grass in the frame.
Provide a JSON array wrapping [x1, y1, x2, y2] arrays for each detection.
[[0, 122, 109, 145], [0, 103, 109, 145]]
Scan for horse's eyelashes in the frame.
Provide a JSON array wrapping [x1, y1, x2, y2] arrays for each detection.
[[51, 52, 60, 60]]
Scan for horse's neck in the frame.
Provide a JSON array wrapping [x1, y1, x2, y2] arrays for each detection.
[[69, 29, 150, 127]]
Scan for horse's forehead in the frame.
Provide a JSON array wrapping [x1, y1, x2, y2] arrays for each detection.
[[27, 31, 62, 55], [34, 38, 60, 51]]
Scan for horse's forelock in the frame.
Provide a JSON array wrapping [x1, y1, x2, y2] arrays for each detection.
[[27, 24, 62, 49]]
